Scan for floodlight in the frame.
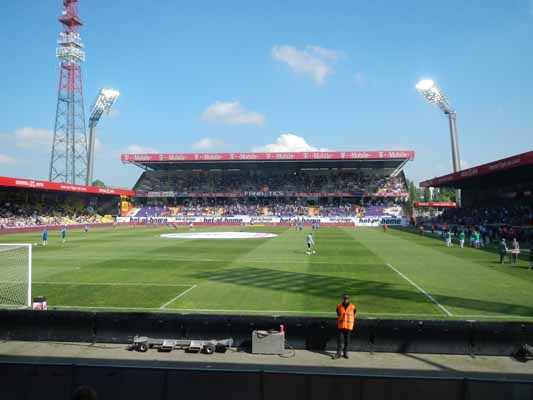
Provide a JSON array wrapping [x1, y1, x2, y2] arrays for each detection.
[[416, 79, 453, 115], [90, 88, 120, 125], [86, 88, 120, 186], [416, 78, 462, 205]]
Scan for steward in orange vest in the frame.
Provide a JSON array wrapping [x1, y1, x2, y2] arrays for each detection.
[[334, 294, 356, 359]]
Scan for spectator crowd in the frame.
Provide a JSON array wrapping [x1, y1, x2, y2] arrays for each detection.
[[135, 170, 407, 197], [0, 202, 104, 229], [418, 204, 533, 246], [129, 199, 403, 219]]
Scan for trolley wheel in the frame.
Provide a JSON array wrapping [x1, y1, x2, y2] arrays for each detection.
[[215, 344, 228, 353], [138, 342, 149, 353], [204, 343, 215, 354]]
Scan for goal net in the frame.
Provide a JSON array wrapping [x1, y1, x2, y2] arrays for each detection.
[[0, 244, 32, 307]]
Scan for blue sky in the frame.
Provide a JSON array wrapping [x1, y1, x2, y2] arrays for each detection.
[[0, 0, 532, 188]]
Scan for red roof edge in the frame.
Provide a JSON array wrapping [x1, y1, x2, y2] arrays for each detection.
[[420, 151, 533, 187], [0, 176, 135, 197], [120, 150, 415, 164]]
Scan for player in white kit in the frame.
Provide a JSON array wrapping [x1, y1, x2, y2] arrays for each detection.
[[306, 233, 315, 255]]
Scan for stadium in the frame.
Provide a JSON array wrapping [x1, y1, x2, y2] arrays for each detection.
[[2, 149, 532, 321], [1, 1, 533, 399]]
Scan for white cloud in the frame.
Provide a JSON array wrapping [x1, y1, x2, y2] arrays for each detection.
[[125, 144, 159, 154], [14, 127, 53, 149], [192, 138, 227, 152], [253, 133, 328, 152], [202, 101, 265, 126], [354, 72, 366, 88], [306, 45, 342, 60], [0, 154, 15, 164], [271, 45, 341, 85], [4, 128, 103, 155]]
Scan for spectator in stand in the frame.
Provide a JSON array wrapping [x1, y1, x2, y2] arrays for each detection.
[[0, 201, 104, 229]]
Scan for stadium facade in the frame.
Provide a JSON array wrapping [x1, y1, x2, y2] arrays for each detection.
[[119, 150, 414, 226]]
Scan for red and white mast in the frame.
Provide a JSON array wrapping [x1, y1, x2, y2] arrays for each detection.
[[49, 0, 88, 184]]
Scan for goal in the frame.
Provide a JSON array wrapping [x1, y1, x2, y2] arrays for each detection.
[[0, 244, 32, 307]]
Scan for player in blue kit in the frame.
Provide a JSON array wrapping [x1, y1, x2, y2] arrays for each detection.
[[42, 228, 48, 246], [61, 225, 67, 243]]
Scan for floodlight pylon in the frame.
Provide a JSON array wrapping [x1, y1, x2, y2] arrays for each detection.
[[49, 0, 88, 184], [86, 88, 120, 185], [416, 79, 462, 205]]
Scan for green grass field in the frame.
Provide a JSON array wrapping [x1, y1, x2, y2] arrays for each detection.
[[1, 225, 533, 320]]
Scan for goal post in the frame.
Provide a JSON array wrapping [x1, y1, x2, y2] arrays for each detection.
[[0, 244, 32, 308]]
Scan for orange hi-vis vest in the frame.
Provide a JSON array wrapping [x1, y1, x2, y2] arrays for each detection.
[[337, 303, 356, 330]]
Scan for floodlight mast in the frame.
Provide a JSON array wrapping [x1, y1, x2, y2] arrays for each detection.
[[49, 0, 88, 184], [416, 79, 461, 205], [86, 88, 120, 186]]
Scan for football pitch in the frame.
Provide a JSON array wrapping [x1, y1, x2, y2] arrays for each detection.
[[1, 225, 533, 321]]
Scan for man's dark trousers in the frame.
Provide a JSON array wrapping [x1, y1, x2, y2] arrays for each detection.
[[337, 329, 351, 355]]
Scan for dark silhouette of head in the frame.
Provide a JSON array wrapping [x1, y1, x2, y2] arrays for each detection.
[[71, 385, 98, 400]]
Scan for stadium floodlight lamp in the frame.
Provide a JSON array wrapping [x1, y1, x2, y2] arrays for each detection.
[[415, 79, 454, 115], [86, 88, 120, 186], [416, 78, 461, 205], [89, 88, 120, 126]]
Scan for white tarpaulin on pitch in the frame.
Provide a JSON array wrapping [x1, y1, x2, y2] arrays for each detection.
[[160, 232, 278, 240]]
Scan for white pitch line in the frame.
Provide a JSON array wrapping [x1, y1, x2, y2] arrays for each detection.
[[385, 263, 453, 317], [51, 305, 163, 311], [159, 285, 198, 309], [27, 281, 193, 287], [28, 255, 360, 266]]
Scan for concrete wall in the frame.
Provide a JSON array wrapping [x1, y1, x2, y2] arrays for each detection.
[[1, 361, 532, 400], [1, 310, 531, 356]]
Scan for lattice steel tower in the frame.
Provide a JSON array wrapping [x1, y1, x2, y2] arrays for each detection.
[[49, 0, 88, 184]]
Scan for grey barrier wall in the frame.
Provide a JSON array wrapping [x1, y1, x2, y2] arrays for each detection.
[[1, 310, 532, 356], [1, 361, 533, 400]]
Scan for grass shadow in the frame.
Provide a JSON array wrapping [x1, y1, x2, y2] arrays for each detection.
[[188, 266, 533, 317]]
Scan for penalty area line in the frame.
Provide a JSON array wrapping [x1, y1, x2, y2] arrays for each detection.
[[159, 285, 198, 309], [385, 263, 453, 317], [27, 281, 194, 287]]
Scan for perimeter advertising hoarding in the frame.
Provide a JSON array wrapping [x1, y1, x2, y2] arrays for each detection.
[[117, 216, 408, 226], [135, 191, 409, 198]]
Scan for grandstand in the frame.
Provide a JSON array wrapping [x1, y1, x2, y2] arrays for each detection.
[[0, 176, 134, 231], [121, 150, 414, 220], [419, 151, 533, 245]]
